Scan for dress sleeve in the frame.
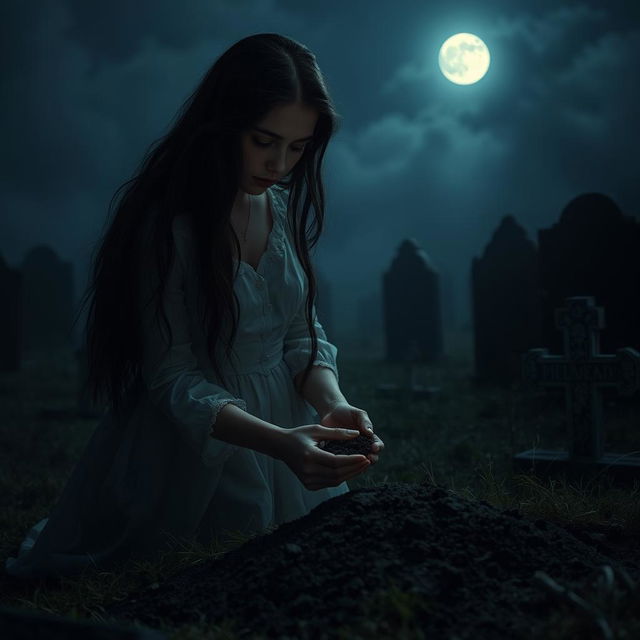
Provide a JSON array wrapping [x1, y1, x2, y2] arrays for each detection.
[[282, 299, 340, 384], [137, 214, 246, 466]]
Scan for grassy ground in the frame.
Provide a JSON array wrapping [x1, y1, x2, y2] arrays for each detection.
[[1, 329, 639, 638]]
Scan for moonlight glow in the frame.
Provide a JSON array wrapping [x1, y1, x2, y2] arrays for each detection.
[[438, 33, 490, 85]]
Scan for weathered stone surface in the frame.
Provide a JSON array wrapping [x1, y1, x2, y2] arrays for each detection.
[[472, 215, 542, 385], [538, 193, 640, 358], [383, 239, 443, 363]]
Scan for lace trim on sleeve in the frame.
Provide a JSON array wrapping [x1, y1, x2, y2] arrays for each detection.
[[310, 360, 339, 384], [208, 398, 248, 438]]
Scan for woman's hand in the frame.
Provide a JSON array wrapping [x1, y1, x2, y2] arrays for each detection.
[[274, 424, 370, 491], [319, 401, 384, 464]]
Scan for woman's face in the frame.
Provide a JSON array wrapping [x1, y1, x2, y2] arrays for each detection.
[[239, 101, 318, 194]]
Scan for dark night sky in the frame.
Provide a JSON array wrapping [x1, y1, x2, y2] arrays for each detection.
[[2, 0, 639, 346]]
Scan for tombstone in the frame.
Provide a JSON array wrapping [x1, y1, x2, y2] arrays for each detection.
[[22, 246, 74, 352], [439, 267, 456, 329], [383, 238, 443, 363], [375, 338, 441, 404], [0, 253, 22, 371], [472, 215, 543, 385], [315, 269, 334, 342], [538, 193, 640, 364], [514, 297, 640, 485]]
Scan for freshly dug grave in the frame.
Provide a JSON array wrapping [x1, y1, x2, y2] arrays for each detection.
[[106, 481, 639, 639]]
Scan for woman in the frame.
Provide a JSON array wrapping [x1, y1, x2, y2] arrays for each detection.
[[6, 33, 384, 580]]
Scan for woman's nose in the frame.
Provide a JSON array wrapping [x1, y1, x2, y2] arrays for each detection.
[[267, 148, 289, 175]]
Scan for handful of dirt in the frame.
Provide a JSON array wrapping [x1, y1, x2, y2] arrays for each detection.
[[320, 432, 375, 457]]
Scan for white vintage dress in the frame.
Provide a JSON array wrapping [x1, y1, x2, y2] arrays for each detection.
[[6, 185, 348, 580]]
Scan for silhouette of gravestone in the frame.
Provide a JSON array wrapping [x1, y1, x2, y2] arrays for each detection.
[[439, 267, 456, 330], [515, 297, 640, 484], [472, 215, 542, 385], [383, 239, 443, 363], [22, 246, 74, 352], [0, 253, 22, 371], [538, 193, 640, 362]]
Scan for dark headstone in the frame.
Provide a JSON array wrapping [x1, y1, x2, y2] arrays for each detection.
[[515, 297, 640, 485], [0, 253, 22, 371], [538, 193, 640, 359], [439, 268, 456, 329], [22, 246, 74, 351], [472, 215, 542, 385], [382, 239, 443, 363]]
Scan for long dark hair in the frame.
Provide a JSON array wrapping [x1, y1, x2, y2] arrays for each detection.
[[75, 33, 342, 421]]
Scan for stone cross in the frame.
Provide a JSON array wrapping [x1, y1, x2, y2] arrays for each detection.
[[375, 339, 440, 404], [515, 296, 640, 483]]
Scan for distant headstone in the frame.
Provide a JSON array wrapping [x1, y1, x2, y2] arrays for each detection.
[[383, 239, 443, 363], [0, 253, 22, 371], [22, 246, 74, 352], [538, 193, 640, 358], [515, 297, 640, 484], [439, 268, 456, 330], [472, 215, 542, 384]]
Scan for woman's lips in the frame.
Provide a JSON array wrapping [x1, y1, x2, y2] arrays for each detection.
[[254, 176, 277, 186]]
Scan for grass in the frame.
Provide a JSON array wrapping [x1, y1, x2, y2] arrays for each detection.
[[1, 329, 639, 639]]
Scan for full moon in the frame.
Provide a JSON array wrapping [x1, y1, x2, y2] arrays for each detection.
[[438, 33, 490, 85]]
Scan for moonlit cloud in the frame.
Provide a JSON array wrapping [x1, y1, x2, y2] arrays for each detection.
[[488, 4, 606, 55]]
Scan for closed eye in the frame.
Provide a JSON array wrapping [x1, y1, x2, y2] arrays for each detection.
[[252, 136, 306, 153]]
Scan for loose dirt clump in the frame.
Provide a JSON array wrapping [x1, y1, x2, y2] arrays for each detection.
[[106, 481, 640, 639], [321, 432, 375, 456]]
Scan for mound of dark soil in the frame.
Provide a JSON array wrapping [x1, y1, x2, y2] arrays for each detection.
[[106, 481, 639, 639]]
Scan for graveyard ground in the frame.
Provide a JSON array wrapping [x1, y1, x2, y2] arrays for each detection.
[[1, 328, 639, 639]]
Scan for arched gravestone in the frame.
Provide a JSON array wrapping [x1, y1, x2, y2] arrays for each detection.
[[0, 253, 22, 371], [382, 238, 443, 363], [22, 246, 74, 351], [471, 215, 542, 385], [538, 193, 640, 361], [439, 268, 456, 329]]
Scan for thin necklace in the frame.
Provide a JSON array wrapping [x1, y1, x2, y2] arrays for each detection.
[[242, 195, 252, 243]]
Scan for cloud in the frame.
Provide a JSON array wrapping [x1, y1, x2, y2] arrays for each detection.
[[61, 0, 287, 63], [488, 4, 606, 56], [351, 113, 426, 172]]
